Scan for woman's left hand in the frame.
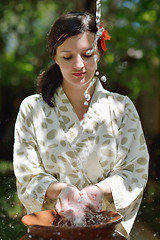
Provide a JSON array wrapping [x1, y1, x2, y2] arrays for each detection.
[[80, 185, 104, 212]]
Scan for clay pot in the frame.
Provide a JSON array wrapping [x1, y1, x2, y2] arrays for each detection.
[[21, 209, 123, 240]]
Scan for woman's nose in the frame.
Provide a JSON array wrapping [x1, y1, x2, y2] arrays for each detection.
[[73, 55, 84, 69]]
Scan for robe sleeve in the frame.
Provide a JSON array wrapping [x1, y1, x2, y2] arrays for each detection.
[[13, 97, 58, 214], [98, 96, 149, 235]]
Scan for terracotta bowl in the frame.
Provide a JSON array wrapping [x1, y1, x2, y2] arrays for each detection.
[[21, 209, 123, 240]]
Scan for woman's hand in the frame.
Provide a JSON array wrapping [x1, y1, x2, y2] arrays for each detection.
[[56, 185, 80, 214], [56, 185, 86, 226], [80, 185, 104, 212], [55, 184, 104, 226]]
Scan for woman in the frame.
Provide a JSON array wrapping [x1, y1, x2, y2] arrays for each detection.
[[13, 12, 149, 239]]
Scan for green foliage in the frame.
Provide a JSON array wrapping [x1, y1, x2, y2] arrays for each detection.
[[0, 160, 13, 174], [0, 0, 58, 88], [0, 0, 160, 99], [100, 0, 160, 99]]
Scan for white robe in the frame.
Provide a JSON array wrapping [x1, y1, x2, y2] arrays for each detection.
[[13, 80, 149, 239]]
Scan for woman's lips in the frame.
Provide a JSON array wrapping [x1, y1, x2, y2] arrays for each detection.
[[72, 72, 86, 77]]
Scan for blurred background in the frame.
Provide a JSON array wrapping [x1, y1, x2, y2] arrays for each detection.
[[0, 0, 160, 239]]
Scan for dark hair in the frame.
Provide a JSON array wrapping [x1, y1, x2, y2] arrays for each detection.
[[37, 12, 102, 107]]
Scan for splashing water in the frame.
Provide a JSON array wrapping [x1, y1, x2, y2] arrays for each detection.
[[84, 77, 97, 106], [86, 0, 104, 56], [96, 0, 101, 29], [83, 0, 106, 109]]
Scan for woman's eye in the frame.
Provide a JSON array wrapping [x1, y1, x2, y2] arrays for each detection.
[[63, 56, 72, 60], [83, 54, 93, 58]]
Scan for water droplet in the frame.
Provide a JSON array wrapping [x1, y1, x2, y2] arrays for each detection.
[[94, 54, 98, 63], [84, 92, 90, 101], [84, 101, 89, 106], [153, 232, 158, 237], [86, 49, 92, 55], [100, 76, 107, 82], [84, 77, 96, 106]]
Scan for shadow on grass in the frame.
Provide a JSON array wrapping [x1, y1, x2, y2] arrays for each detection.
[[0, 160, 160, 240]]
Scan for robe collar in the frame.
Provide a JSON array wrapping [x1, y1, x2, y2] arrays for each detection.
[[53, 79, 106, 131]]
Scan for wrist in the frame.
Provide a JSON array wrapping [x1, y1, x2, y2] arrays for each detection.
[[46, 182, 67, 199], [95, 181, 112, 198]]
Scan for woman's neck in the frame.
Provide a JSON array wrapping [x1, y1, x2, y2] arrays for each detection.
[[62, 80, 96, 120]]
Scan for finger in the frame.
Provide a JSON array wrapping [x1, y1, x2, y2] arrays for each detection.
[[63, 209, 74, 219], [56, 198, 62, 214]]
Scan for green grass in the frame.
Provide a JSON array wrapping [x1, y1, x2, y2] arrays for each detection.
[[0, 160, 13, 174], [138, 179, 160, 235], [0, 161, 26, 240]]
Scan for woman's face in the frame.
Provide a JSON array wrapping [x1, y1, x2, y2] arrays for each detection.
[[54, 32, 100, 88]]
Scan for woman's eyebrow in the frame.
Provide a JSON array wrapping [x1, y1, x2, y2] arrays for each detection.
[[61, 50, 72, 52], [61, 48, 92, 53]]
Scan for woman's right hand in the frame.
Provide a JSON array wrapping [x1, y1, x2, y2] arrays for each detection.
[[56, 185, 87, 226]]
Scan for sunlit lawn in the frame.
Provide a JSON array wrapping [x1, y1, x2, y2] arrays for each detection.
[[0, 160, 160, 240]]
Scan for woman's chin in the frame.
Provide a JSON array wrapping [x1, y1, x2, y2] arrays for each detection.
[[79, 78, 87, 84]]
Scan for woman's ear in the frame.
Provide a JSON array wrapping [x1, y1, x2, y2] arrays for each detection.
[[54, 56, 59, 65]]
